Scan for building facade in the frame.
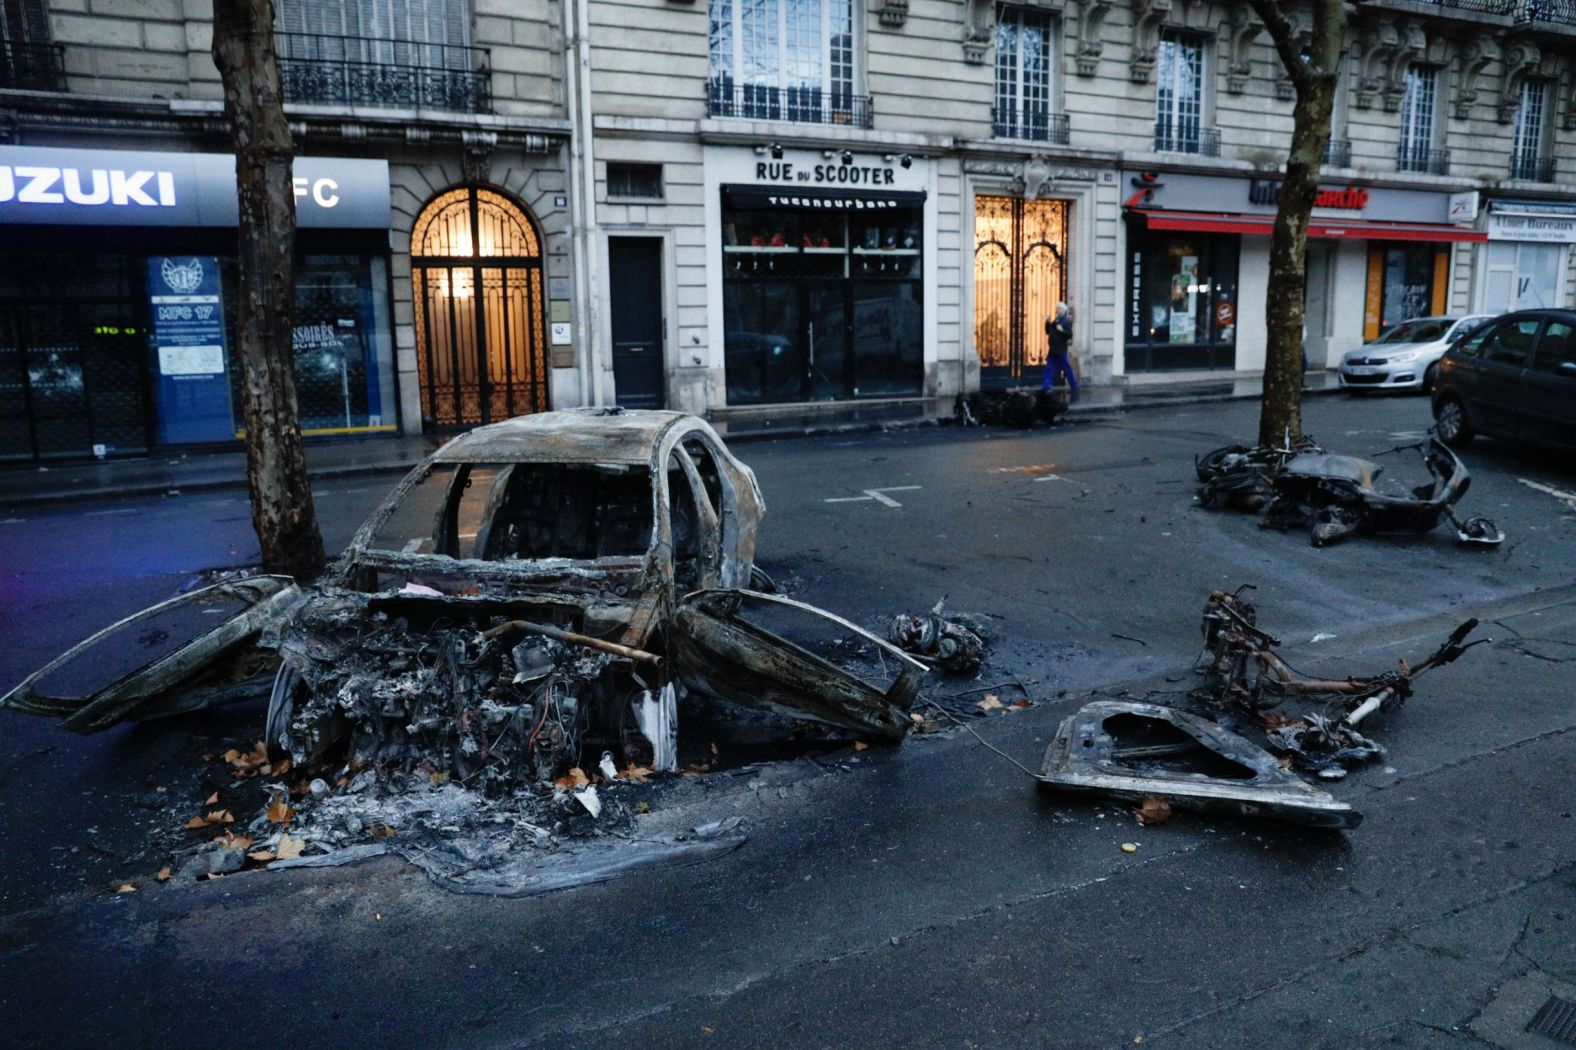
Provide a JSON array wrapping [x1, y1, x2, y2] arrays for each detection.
[[582, 0, 1576, 413], [1, 0, 1574, 458], [0, 0, 572, 461]]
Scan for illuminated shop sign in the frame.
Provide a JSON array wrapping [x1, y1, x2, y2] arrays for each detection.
[[0, 146, 390, 228]]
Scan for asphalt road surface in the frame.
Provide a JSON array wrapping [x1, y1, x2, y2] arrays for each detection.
[[2, 394, 1574, 1048]]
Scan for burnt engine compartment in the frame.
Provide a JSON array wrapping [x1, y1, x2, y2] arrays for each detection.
[[271, 591, 658, 794]]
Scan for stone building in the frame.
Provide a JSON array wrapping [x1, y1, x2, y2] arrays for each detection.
[[581, 0, 1576, 412], [1, 0, 1573, 459], [0, 0, 572, 460]]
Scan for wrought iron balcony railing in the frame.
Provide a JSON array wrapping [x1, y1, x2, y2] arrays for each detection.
[[992, 108, 1070, 145], [1154, 124, 1221, 157], [1397, 144, 1451, 174], [275, 33, 491, 113], [706, 80, 873, 128], [1509, 153, 1556, 182], [1322, 138, 1353, 168], [0, 40, 65, 92], [1516, 0, 1576, 27], [1364, 0, 1516, 16]]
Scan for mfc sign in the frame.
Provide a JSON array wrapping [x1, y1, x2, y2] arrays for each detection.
[[0, 145, 389, 228]]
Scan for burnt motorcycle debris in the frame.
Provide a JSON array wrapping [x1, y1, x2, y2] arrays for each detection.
[[1037, 700, 1359, 829], [954, 389, 1065, 429], [887, 598, 989, 676], [1195, 587, 1485, 775], [1197, 434, 1503, 548], [1037, 588, 1484, 828], [2, 411, 927, 867]]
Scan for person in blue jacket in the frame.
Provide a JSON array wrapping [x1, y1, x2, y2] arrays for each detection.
[[1042, 302, 1078, 396]]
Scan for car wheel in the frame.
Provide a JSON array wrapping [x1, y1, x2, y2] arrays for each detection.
[[1434, 394, 1474, 448], [1422, 362, 1440, 395]]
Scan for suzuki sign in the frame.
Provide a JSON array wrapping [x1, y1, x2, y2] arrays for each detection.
[[0, 145, 390, 228]]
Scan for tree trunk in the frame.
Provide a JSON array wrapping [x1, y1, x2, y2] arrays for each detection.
[[211, 0, 326, 581], [1249, 0, 1349, 447]]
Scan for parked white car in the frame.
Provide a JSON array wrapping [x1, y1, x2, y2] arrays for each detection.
[[1337, 315, 1494, 394]]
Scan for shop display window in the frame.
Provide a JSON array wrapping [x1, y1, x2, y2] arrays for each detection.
[[1125, 227, 1239, 371], [722, 200, 924, 404]]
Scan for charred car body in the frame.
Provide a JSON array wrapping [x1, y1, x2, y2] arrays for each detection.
[[3, 410, 924, 788], [1197, 434, 1503, 548]]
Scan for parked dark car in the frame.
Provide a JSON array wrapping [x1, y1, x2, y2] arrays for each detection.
[[1431, 309, 1576, 449]]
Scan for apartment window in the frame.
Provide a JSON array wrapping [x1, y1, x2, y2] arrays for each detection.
[[274, 0, 488, 111], [277, 0, 470, 65], [1510, 80, 1549, 181], [708, 0, 865, 126], [1154, 30, 1211, 154], [1397, 65, 1443, 173], [1, 0, 63, 92], [994, 8, 1062, 143], [607, 163, 664, 200]]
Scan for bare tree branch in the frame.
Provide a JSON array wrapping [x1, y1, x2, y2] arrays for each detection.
[[1247, 0, 1313, 94]]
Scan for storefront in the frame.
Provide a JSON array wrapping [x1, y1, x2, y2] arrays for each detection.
[[705, 146, 936, 407], [1475, 199, 1576, 314], [0, 145, 393, 461], [1121, 171, 1484, 373]]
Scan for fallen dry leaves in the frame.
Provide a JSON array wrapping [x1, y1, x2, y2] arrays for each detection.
[[265, 792, 294, 826], [155, 867, 172, 882], [554, 767, 590, 790], [213, 831, 254, 851], [1133, 797, 1174, 827], [204, 792, 218, 805], [184, 809, 234, 829], [115, 883, 137, 894], [274, 834, 305, 860], [977, 695, 1003, 712], [221, 741, 290, 780], [619, 766, 652, 783], [852, 741, 869, 752]]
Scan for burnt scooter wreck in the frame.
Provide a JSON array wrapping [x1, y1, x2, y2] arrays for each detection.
[[1037, 588, 1486, 829], [3, 410, 925, 788], [1198, 434, 1503, 547]]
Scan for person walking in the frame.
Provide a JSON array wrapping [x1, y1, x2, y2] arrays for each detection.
[[1042, 302, 1078, 397]]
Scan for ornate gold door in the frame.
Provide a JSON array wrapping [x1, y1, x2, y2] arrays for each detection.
[[973, 196, 1068, 389], [412, 187, 548, 427]]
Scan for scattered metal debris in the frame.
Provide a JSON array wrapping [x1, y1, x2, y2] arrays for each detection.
[[1036, 700, 1360, 829], [954, 389, 1064, 429], [888, 598, 989, 676], [1198, 434, 1503, 547]]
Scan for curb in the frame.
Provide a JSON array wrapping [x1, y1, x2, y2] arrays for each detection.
[[0, 385, 1345, 510]]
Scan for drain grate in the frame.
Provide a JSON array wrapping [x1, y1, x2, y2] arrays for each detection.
[[1528, 996, 1576, 1046]]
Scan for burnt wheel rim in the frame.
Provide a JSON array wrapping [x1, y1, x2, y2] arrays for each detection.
[[1437, 399, 1463, 439]]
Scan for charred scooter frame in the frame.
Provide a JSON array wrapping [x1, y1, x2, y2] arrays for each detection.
[[1261, 436, 1504, 547]]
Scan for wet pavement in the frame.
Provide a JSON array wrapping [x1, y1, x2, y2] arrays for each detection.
[[1, 393, 1573, 1047]]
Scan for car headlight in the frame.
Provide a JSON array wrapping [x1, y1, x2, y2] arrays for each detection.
[[1386, 350, 1421, 364]]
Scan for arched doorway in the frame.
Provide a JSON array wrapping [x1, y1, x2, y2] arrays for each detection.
[[411, 187, 548, 427]]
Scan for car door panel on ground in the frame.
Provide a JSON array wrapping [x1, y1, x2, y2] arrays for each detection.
[[1451, 317, 1540, 438], [1520, 318, 1576, 448]]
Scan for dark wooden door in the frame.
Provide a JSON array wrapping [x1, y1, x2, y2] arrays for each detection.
[[609, 237, 665, 409]]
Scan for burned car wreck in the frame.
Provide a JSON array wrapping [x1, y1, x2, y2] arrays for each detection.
[[1197, 433, 1502, 547], [2, 410, 926, 888]]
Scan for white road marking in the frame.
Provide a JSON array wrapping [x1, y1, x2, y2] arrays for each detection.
[[1032, 473, 1068, 483], [83, 508, 138, 517], [0, 518, 23, 525], [824, 485, 921, 508], [1518, 478, 1576, 514], [402, 538, 423, 553]]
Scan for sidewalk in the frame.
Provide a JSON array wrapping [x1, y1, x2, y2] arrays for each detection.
[[0, 371, 1342, 509]]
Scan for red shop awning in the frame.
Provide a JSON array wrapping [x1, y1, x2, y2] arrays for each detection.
[[1133, 209, 1487, 243]]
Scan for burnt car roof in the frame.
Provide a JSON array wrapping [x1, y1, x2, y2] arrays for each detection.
[[431, 409, 702, 467]]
